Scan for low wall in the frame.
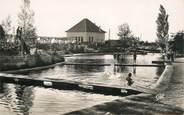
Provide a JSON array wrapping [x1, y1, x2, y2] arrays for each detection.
[[151, 63, 174, 93], [0, 54, 64, 71]]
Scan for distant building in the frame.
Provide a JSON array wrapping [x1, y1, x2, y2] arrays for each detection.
[[66, 18, 106, 44], [38, 36, 76, 44]]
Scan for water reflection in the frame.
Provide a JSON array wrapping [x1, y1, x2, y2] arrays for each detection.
[[0, 84, 34, 115], [133, 66, 136, 74], [0, 83, 119, 114], [67, 64, 105, 73], [0, 79, 4, 93], [156, 67, 165, 77]]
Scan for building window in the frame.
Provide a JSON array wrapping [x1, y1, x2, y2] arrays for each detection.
[[89, 36, 93, 43], [81, 36, 83, 43], [76, 36, 78, 43], [75, 36, 84, 43], [78, 36, 80, 42]]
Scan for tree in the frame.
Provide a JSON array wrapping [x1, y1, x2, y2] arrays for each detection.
[[17, 0, 37, 46], [117, 23, 132, 48], [117, 23, 139, 48], [1, 15, 12, 35], [156, 4, 169, 51], [0, 25, 5, 40], [173, 31, 184, 53], [118, 23, 131, 40]]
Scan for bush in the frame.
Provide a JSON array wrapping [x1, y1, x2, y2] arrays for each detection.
[[0, 41, 20, 55]]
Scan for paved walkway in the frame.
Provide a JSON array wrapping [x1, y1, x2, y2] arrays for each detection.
[[65, 58, 184, 115]]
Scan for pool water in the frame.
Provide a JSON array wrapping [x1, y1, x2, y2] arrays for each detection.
[[29, 53, 163, 87], [0, 53, 164, 115]]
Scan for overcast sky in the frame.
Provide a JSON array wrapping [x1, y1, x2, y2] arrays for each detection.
[[0, 0, 184, 42]]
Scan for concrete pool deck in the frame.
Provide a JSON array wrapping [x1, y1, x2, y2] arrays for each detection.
[[65, 59, 184, 115]]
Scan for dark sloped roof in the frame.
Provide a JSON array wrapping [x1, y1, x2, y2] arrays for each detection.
[[66, 18, 106, 33]]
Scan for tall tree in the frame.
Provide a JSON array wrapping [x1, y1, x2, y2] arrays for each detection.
[[18, 0, 37, 46], [0, 25, 5, 40], [156, 4, 169, 51]]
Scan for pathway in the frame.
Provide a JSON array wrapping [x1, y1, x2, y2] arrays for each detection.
[[160, 58, 184, 109]]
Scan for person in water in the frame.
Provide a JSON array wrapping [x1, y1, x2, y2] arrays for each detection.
[[126, 73, 134, 86]]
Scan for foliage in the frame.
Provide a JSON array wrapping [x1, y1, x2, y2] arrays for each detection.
[[17, 0, 37, 46], [117, 23, 139, 48], [0, 25, 5, 40], [1, 15, 12, 35], [117, 23, 131, 39], [0, 41, 20, 55], [173, 31, 184, 53], [156, 4, 169, 51]]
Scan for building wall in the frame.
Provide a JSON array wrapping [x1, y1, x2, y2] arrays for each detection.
[[38, 37, 76, 44], [66, 32, 105, 43]]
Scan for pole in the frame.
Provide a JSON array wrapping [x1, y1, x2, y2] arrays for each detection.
[[108, 29, 110, 47]]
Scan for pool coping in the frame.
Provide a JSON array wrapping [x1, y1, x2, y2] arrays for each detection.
[[64, 63, 184, 115]]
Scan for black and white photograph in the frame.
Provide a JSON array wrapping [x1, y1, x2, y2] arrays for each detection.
[[0, 0, 184, 114]]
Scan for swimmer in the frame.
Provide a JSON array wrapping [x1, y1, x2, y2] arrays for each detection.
[[126, 73, 134, 86]]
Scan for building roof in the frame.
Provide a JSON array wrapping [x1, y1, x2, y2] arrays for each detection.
[[66, 18, 106, 33]]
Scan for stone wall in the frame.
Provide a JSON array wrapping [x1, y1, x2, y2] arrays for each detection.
[[0, 54, 64, 71]]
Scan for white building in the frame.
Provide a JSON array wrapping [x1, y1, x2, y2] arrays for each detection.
[[37, 36, 76, 44], [66, 18, 106, 43]]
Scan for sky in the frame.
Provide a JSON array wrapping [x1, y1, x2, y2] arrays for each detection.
[[0, 0, 184, 42]]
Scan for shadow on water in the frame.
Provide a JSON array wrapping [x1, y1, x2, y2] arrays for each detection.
[[0, 82, 34, 115], [156, 67, 165, 77]]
